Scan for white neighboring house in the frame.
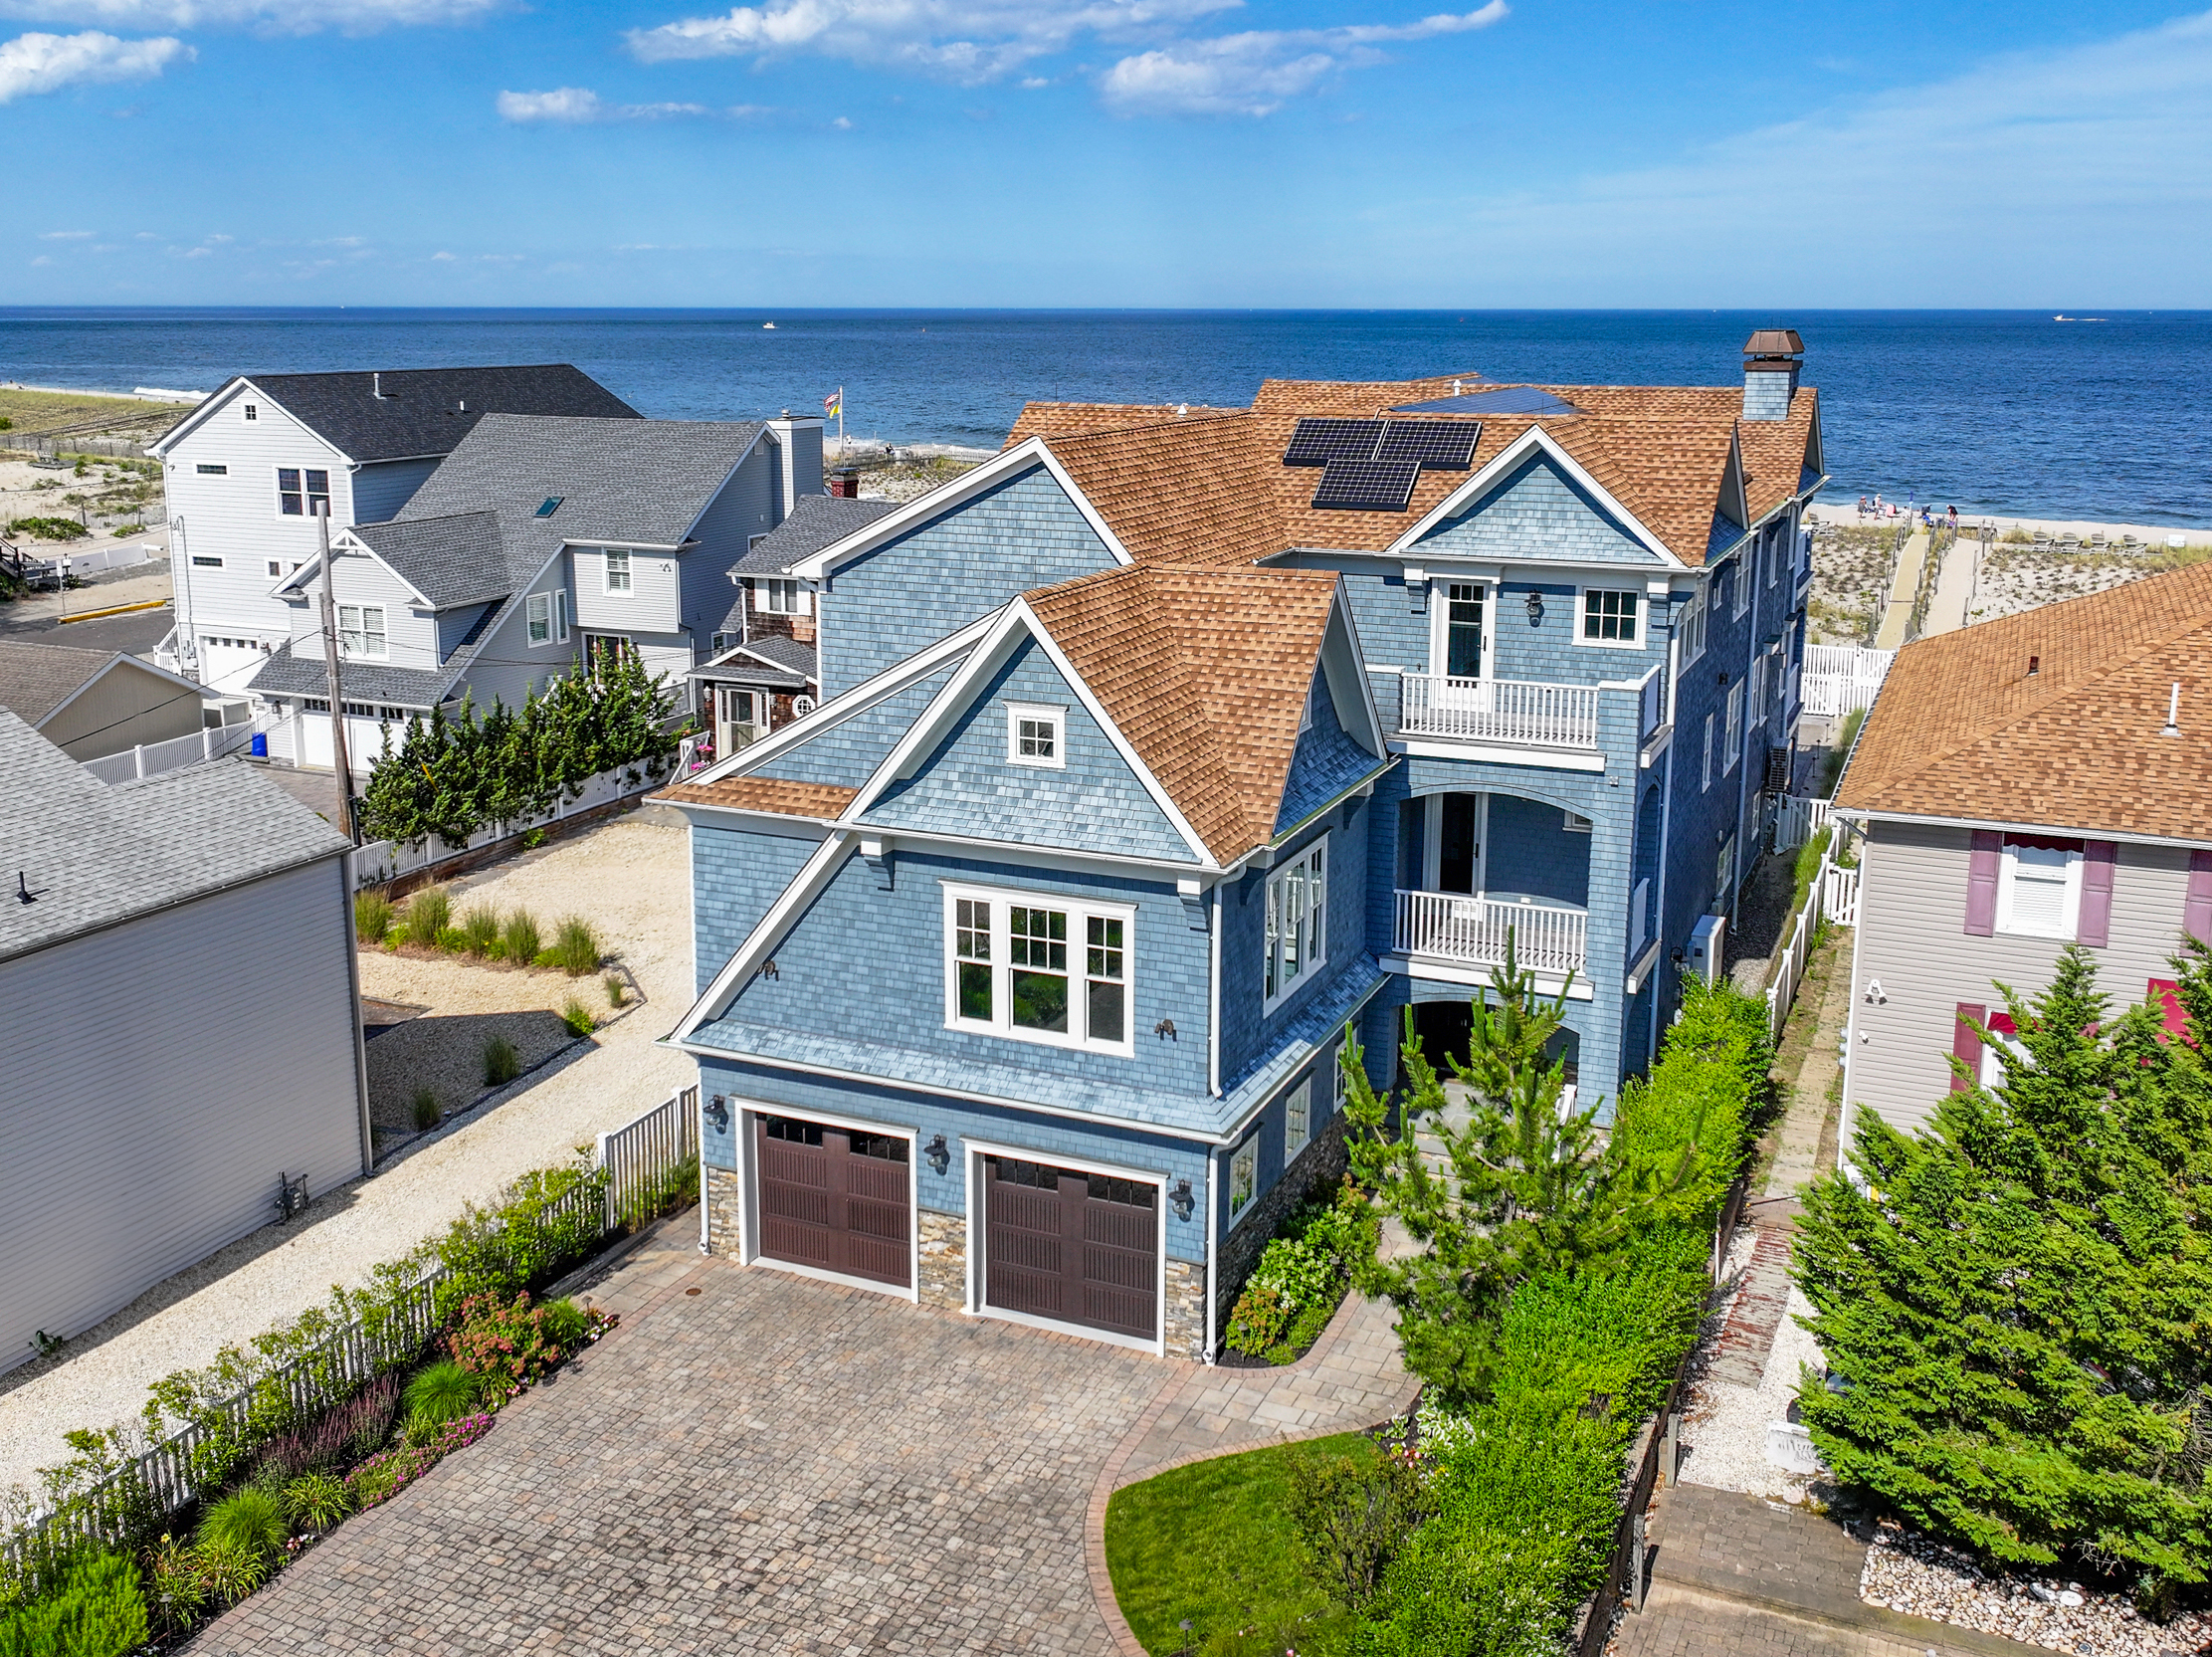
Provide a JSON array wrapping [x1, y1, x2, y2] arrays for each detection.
[[0, 708, 367, 1373], [246, 412, 824, 772], [146, 365, 641, 695]]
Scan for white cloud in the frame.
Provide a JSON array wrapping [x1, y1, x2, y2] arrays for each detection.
[[497, 86, 709, 121], [430, 249, 456, 260], [39, 228, 94, 238], [29, 254, 51, 265], [1100, 2, 1504, 114], [0, 0, 500, 34], [0, 28, 186, 103], [626, 0, 1240, 82]]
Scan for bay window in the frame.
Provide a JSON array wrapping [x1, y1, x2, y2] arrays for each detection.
[[944, 884, 1132, 1055], [1265, 839, 1327, 1009]]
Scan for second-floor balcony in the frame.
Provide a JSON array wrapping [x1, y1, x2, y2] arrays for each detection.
[[1400, 673, 1600, 749], [1393, 888, 1589, 978]]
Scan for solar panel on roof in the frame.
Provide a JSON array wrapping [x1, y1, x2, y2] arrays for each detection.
[[1377, 420, 1480, 469], [1284, 418, 1384, 467], [1311, 457, 1419, 513], [1390, 387, 1581, 418]]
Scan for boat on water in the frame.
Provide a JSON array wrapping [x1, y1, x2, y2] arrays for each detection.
[[762, 321, 776, 329]]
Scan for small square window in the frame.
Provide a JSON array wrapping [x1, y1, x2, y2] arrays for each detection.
[[1563, 810, 1593, 833], [1006, 703, 1065, 768], [1580, 588, 1640, 644], [267, 560, 282, 577]]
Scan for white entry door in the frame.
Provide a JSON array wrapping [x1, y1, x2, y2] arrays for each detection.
[[716, 687, 761, 754]]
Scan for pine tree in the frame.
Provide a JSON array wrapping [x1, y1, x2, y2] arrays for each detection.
[[1794, 942, 2212, 1603], [1340, 941, 1639, 1403]]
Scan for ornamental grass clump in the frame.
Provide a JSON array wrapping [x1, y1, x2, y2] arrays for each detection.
[[457, 904, 502, 958], [195, 1488, 288, 1570], [560, 997, 596, 1038], [551, 917, 601, 977], [281, 1473, 351, 1533], [411, 1087, 440, 1132], [353, 890, 393, 945], [402, 887, 451, 948], [482, 1034, 520, 1087], [603, 971, 626, 1007], [500, 909, 541, 967], [402, 1361, 483, 1437]]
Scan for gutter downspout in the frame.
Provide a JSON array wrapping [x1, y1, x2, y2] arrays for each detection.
[[1208, 882, 1223, 1099], [1202, 1146, 1220, 1364], [339, 854, 374, 1178], [1651, 627, 1680, 1066], [1730, 538, 1761, 920]]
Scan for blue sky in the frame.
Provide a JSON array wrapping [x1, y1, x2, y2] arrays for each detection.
[[2, 0, 2208, 306]]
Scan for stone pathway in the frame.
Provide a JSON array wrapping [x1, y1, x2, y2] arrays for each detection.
[[1706, 1228, 1795, 1389]]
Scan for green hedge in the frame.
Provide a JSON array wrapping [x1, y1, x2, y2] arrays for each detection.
[[357, 655, 677, 849], [0, 1553, 146, 1656]]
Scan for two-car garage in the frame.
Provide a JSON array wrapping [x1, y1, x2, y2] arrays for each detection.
[[735, 1107, 1165, 1351]]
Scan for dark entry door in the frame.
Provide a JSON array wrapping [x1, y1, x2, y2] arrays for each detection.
[[755, 1115, 911, 1288], [984, 1156, 1156, 1341]]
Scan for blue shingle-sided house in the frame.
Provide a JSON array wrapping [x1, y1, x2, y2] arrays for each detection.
[[658, 333, 1825, 1358]]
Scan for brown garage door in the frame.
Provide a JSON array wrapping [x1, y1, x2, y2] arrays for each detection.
[[983, 1156, 1156, 1341], [756, 1115, 911, 1289]]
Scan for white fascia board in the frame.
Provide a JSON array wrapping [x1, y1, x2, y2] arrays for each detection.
[[565, 537, 690, 553], [1323, 580, 1388, 758], [685, 614, 992, 788], [1835, 807, 2212, 853], [789, 437, 1133, 581], [1386, 425, 1687, 570], [36, 652, 214, 729], [827, 823, 1207, 880], [673, 829, 857, 1041], [843, 598, 1218, 869], [272, 529, 436, 609]]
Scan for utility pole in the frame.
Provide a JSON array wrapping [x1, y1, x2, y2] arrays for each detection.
[[315, 501, 355, 842]]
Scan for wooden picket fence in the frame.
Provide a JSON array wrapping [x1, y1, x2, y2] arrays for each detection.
[[3, 1088, 700, 1574]]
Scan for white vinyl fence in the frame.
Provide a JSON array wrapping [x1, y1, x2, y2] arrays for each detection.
[[1770, 793, 1832, 855], [80, 716, 258, 785], [350, 759, 670, 890], [1799, 644, 1894, 720], [1760, 828, 1862, 1045]]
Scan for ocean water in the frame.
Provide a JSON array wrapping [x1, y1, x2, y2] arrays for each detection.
[[4, 308, 2206, 526]]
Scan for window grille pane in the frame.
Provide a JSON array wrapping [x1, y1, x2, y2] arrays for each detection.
[[1019, 717, 1055, 759], [1087, 978, 1124, 1044], [955, 899, 990, 960], [1086, 916, 1123, 979], [959, 962, 993, 1021], [1010, 908, 1067, 971], [1230, 1148, 1255, 1213], [1012, 969, 1068, 1032]]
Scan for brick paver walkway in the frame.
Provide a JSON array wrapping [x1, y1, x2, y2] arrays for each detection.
[[186, 1239, 1178, 1655]]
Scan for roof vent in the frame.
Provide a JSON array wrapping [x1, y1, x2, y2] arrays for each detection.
[[2161, 681, 2182, 737], [2027, 654, 2040, 677], [373, 372, 384, 399]]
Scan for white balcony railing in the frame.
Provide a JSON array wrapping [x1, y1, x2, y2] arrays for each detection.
[[1394, 889, 1589, 977], [1399, 673, 1601, 749]]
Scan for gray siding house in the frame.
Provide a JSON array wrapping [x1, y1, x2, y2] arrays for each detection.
[[1836, 563, 2212, 1134], [0, 711, 366, 1372], [0, 641, 225, 762]]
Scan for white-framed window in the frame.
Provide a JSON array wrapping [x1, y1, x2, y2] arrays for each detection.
[[1440, 581, 1485, 680], [1631, 877, 1651, 954], [1723, 683, 1743, 771], [1996, 839, 2084, 939], [1679, 583, 1708, 665], [1579, 587, 1641, 646], [710, 631, 737, 655], [1563, 809, 1593, 833], [759, 578, 809, 615], [1748, 656, 1767, 728], [1730, 553, 1751, 619], [196, 463, 227, 476], [277, 467, 329, 518], [1284, 1078, 1311, 1160], [1980, 1011, 2030, 1086], [1265, 838, 1328, 1009], [554, 588, 570, 641], [337, 603, 387, 660], [1717, 833, 1737, 898], [1702, 713, 1714, 790], [243, 404, 257, 421], [266, 560, 282, 577], [792, 695, 816, 717], [603, 550, 632, 594], [526, 591, 551, 645], [1228, 1139, 1257, 1219], [1006, 703, 1065, 769], [943, 883, 1133, 1056]]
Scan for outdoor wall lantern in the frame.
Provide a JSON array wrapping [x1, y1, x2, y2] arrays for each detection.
[[1523, 589, 1544, 624], [1170, 1178, 1195, 1222], [925, 1134, 951, 1175], [703, 1095, 730, 1134]]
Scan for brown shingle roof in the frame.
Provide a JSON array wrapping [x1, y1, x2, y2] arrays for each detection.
[[1835, 563, 2212, 843], [654, 776, 858, 819], [1003, 373, 1819, 570], [1024, 564, 1345, 862]]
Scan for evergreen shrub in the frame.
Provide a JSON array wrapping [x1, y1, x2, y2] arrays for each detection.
[[0, 1553, 147, 1657]]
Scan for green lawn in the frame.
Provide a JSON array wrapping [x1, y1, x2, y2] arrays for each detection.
[[1104, 1430, 1374, 1657]]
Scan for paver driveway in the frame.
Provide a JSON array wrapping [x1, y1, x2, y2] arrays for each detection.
[[187, 1240, 1176, 1655]]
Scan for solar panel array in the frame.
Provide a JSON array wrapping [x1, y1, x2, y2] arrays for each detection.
[[1284, 415, 1481, 511], [1311, 458, 1420, 514]]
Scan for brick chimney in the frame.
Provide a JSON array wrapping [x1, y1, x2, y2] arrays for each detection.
[[1741, 328, 1803, 421]]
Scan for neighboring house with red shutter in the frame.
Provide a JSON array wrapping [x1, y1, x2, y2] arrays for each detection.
[[1834, 563, 2212, 1134]]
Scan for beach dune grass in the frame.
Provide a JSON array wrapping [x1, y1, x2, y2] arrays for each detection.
[[1104, 1431, 1374, 1655]]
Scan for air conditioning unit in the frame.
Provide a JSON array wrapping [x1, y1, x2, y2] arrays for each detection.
[[1687, 913, 1727, 986]]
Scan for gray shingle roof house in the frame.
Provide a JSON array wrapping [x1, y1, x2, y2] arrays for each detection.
[[0, 709, 366, 1373], [244, 409, 825, 773], [0, 640, 220, 762]]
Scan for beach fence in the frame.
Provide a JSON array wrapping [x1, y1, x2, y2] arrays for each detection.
[[1799, 644, 1893, 720]]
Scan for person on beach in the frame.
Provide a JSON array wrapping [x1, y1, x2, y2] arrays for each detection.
[[1947, 506, 1958, 531], [1858, 496, 1869, 518]]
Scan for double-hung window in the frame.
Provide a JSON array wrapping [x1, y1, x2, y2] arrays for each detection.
[[1284, 1078, 1311, 1159], [337, 603, 387, 659], [1444, 582, 1484, 679], [526, 591, 551, 645], [759, 578, 808, 615], [1701, 714, 1715, 791], [278, 467, 330, 518], [1997, 839, 2084, 938], [1228, 1139, 1257, 1219], [1722, 683, 1743, 771], [944, 885, 1132, 1055], [1748, 657, 1767, 729], [1730, 553, 1751, 619], [1580, 588, 1640, 645], [1679, 584, 1707, 665], [603, 550, 632, 594], [1264, 839, 1327, 1009]]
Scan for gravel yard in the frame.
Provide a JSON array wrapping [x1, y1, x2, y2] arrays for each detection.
[[0, 815, 695, 1499]]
